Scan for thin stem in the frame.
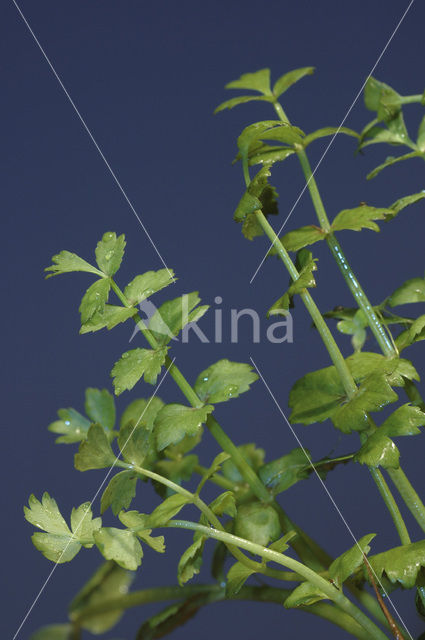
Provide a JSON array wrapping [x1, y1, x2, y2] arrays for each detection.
[[387, 466, 425, 534], [368, 467, 411, 545], [168, 520, 389, 640]]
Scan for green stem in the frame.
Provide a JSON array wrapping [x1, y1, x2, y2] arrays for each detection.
[[368, 467, 411, 545], [387, 466, 425, 533], [168, 520, 389, 640]]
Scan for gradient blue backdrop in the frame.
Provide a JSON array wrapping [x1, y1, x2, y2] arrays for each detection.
[[2, 1, 425, 638]]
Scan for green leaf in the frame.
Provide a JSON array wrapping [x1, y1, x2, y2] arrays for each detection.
[[146, 493, 192, 528], [337, 310, 368, 352], [260, 124, 304, 146], [303, 126, 359, 148], [248, 146, 295, 167], [121, 396, 164, 430], [135, 596, 209, 640], [48, 407, 91, 444], [95, 232, 126, 276], [31, 625, 73, 640], [24, 494, 101, 563], [359, 124, 407, 149], [259, 448, 310, 495], [396, 315, 425, 351], [85, 388, 115, 431], [237, 121, 281, 159], [331, 205, 391, 233], [214, 95, 274, 114], [226, 562, 256, 596], [355, 433, 400, 469], [100, 471, 138, 515], [209, 491, 237, 518], [388, 277, 425, 307], [196, 452, 230, 494], [276, 225, 326, 253], [111, 347, 168, 394], [284, 582, 328, 608], [74, 423, 116, 471], [149, 292, 209, 345], [94, 527, 142, 571], [388, 192, 425, 220], [118, 419, 156, 468], [234, 502, 281, 546], [367, 152, 422, 180], [156, 455, 199, 489], [364, 77, 402, 121], [288, 249, 317, 295], [234, 165, 276, 223], [380, 404, 425, 436], [347, 352, 419, 386], [273, 66, 314, 98], [267, 292, 291, 318], [417, 114, 425, 151], [226, 68, 272, 95], [80, 305, 137, 334], [367, 539, 425, 588], [194, 359, 258, 403], [221, 444, 265, 484], [69, 561, 134, 634], [178, 536, 205, 585], [269, 530, 296, 553], [118, 510, 166, 552], [79, 278, 111, 324], [124, 269, 176, 305], [45, 250, 102, 278], [154, 403, 213, 451]]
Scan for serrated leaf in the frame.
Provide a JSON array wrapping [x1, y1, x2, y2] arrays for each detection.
[[94, 527, 142, 570], [146, 493, 192, 528], [273, 66, 314, 98], [347, 352, 419, 386], [276, 225, 326, 253], [178, 536, 205, 585], [284, 582, 328, 608], [111, 347, 168, 394], [234, 165, 276, 223], [396, 315, 425, 351], [85, 388, 115, 431], [367, 540, 425, 588], [194, 359, 258, 403], [70, 502, 102, 546], [288, 249, 317, 295], [79, 278, 111, 324], [45, 250, 102, 278], [118, 420, 156, 469], [267, 292, 291, 318], [226, 562, 256, 596], [355, 433, 400, 469], [209, 491, 237, 518], [380, 404, 425, 436], [237, 120, 282, 157], [226, 68, 272, 95], [259, 448, 310, 495], [331, 205, 391, 233], [303, 126, 359, 148], [367, 152, 422, 180], [31, 625, 73, 640], [214, 95, 274, 114], [100, 471, 138, 515], [121, 396, 165, 430], [74, 423, 116, 471], [124, 269, 175, 305], [118, 510, 166, 552], [48, 407, 91, 444], [234, 502, 280, 546], [95, 232, 126, 276], [154, 403, 213, 451], [149, 292, 209, 345], [69, 561, 134, 634], [80, 305, 137, 334]]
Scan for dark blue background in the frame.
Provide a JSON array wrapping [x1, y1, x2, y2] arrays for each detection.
[[2, 1, 425, 638]]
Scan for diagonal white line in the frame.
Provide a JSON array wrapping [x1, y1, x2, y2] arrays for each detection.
[[11, 0, 175, 281], [249, 0, 415, 284], [250, 356, 414, 640], [12, 357, 176, 640]]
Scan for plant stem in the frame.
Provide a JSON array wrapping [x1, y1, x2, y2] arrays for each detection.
[[167, 520, 389, 640], [387, 466, 425, 533], [368, 467, 411, 545]]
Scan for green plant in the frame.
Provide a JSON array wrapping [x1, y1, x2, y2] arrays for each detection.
[[25, 67, 425, 640]]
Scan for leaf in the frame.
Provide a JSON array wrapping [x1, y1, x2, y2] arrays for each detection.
[[24, 494, 100, 563], [273, 66, 314, 98], [118, 420, 156, 468], [79, 278, 111, 324], [237, 121, 281, 159], [121, 396, 164, 430], [331, 205, 391, 233], [154, 403, 214, 451], [276, 225, 326, 253], [178, 536, 205, 585], [288, 249, 317, 295], [248, 146, 295, 166], [74, 423, 116, 471], [69, 561, 134, 634], [367, 539, 425, 588], [337, 309, 368, 352], [118, 510, 165, 552], [221, 443, 265, 484], [208, 491, 237, 518], [234, 165, 276, 223], [80, 305, 137, 333], [388, 277, 425, 307], [85, 388, 115, 431], [196, 452, 230, 494], [146, 493, 192, 528], [149, 292, 209, 345], [284, 582, 328, 608], [95, 232, 126, 276], [260, 124, 304, 146], [31, 625, 73, 640], [94, 527, 142, 571], [359, 125, 407, 149], [226, 562, 256, 596], [364, 76, 403, 121], [388, 191, 425, 220], [45, 250, 102, 278], [194, 359, 258, 403], [111, 347, 168, 394], [267, 292, 291, 318], [124, 269, 176, 305], [367, 152, 422, 180], [226, 68, 272, 95], [234, 502, 281, 546], [347, 352, 419, 386], [156, 455, 199, 488], [380, 404, 425, 436], [303, 126, 359, 148], [135, 596, 208, 640], [269, 530, 297, 553], [396, 315, 425, 351], [259, 448, 310, 495], [100, 471, 138, 515], [355, 433, 400, 469], [48, 407, 91, 444], [214, 95, 274, 114]]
